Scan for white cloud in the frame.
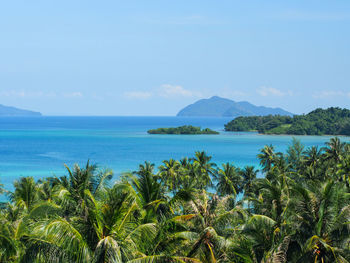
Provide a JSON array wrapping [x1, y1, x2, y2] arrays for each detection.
[[123, 85, 202, 100], [0, 90, 26, 97], [0, 90, 85, 99], [0, 90, 57, 98], [124, 91, 152, 99], [257, 86, 292, 97], [159, 84, 202, 98], [63, 92, 83, 98], [312, 90, 349, 99]]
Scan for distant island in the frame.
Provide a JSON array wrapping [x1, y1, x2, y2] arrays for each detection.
[[148, 125, 219, 135], [177, 96, 293, 117], [0, 104, 41, 116], [225, 107, 350, 136]]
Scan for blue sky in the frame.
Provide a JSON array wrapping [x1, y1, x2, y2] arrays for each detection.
[[1, 0, 349, 115]]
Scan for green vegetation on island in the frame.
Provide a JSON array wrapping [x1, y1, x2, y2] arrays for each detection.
[[148, 125, 219, 134], [225, 107, 350, 135], [1, 138, 350, 262]]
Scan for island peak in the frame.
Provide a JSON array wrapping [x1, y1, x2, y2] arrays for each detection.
[[177, 96, 293, 117]]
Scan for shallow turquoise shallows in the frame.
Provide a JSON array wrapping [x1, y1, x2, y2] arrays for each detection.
[[0, 116, 349, 195]]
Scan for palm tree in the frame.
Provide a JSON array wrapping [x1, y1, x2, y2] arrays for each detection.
[[55, 162, 113, 218], [269, 152, 290, 180], [125, 162, 166, 222], [179, 160, 201, 189], [0, 181, 4, 195], [286, 138, 305, 173], [184, 191, 246, 262], [192, 151, 217, 189], [36, 179, 56, 202], [257, 145, 276, 173], [250, 175, 291, 226], [10, 177, 38, 211], [89, 183, 157, 262], [133, 162, 161, 206], [24, 183, 157, 262], [236, 214, 282, 263], [303, 146, 323, 168], [291, 180, 350, 262], [63, 161, 113, 199], [0, 211, 21, 262], [323, 137, 346, 164], [240, 166, 258, 210], [159, 159, 181, 193], [232, 176, 295, 263], [216, 163, 242, 197], [240, 166, 258, 192], [337, 154, 350, 186]]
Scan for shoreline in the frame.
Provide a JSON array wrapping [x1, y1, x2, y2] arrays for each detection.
[[223, 130, 350, 138]]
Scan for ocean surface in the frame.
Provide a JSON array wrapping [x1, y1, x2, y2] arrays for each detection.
[[1, 116, 349, 197]]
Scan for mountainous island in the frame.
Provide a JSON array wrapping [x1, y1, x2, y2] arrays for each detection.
[[177, 96, 293, 117], [225, 107, 350, 135], [148, 125, 219, 134], [0, 104, 42, 116]]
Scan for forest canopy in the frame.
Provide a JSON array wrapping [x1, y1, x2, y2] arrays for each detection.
[[1, 137, 350, 262], [224, 107, 350, 135]]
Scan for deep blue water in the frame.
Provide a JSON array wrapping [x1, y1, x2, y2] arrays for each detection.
[[1, 116, 349, 197]]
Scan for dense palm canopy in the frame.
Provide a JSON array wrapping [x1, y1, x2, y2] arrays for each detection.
[[1, 137, 350, 262]]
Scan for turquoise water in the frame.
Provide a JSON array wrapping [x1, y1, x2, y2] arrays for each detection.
[[1, 116, 349, 195]]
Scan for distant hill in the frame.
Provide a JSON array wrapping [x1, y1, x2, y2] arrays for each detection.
[[177, 96, 293, 117], [0, 104, 42, 116]]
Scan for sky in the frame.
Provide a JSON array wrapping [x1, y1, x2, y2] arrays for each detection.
[[0, 0, 349, 116]]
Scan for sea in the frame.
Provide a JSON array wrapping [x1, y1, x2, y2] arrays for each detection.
[[1, 116, 349, 199]]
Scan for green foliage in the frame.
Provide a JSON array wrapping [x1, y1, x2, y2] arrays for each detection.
[[1, 138, 350, 262], [148, 125, 219, 135], [225, 107, 350, 135]]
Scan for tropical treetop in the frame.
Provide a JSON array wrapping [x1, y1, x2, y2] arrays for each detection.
[[1, 137, 350, 262]]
